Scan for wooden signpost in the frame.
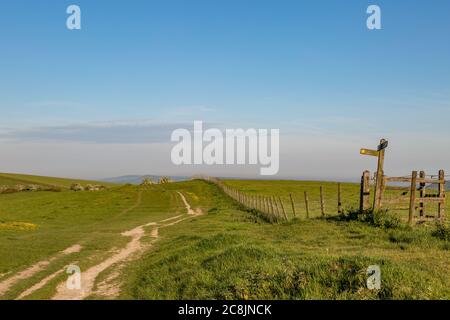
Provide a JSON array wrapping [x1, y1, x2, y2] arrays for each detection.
[[360, 139, 388, 211]]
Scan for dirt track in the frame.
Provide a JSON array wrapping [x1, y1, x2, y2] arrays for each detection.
[[4, 191, 201, 300]]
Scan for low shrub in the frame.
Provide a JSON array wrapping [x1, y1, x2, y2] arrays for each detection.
[[432, 223, 450, 241], [339, 208, 401, 229], [0, 188, 20, 194], [41, 186, 62, 192]]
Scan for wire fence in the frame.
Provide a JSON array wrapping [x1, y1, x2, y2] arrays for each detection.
[[196, 176, 348, 223]]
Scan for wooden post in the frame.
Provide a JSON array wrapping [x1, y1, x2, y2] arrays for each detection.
[[269, 197, 275, 217], [263, 196, 268, 213], [419, 171, 426, 218], [289, 193, 296, 218], [278, 197, 288, 221], [304, 191, 310, 218], [273, 196, 280, 218], [337, 183, 342, 214], [320, 186, 325, 216], [373, 139, 387, 210], [409, 171, 418, 226], [261, 196, 265, 212], [380, 175, 387, 208], [438, 169, 445, 222], [360, 170, 370, 212]]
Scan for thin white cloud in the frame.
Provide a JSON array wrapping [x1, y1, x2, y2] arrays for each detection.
[[0, 121, 192, 144]]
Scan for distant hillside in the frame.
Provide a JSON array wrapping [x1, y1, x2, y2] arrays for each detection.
[[101, 175, 190, 185], [426, 181, 449, 191], [0, 172, 116, 188]]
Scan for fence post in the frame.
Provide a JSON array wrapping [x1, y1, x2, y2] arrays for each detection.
[[278, 197, 288, 221], [262, 196, 265, 212], [304, 191, 310, 219], [419, 171, 426, 217], [409, 171, 418, 226], [263, 196, 267, 213], [289, 193, 296, 218], [360, 170, 370, 212], [320, 186, 325, 216], [438, 169, 445, 222], [273, 196, 280, 218], [337, 183, 342, 214], [269, 197, 275, 217]]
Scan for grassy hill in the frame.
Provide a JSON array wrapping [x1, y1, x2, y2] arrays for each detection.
[[0, 172, 117, 189], [0, 178, 449, 300]]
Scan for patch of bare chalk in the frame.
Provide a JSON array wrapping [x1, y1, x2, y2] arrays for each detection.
[[0, 244, 82, 297], [177, 192, 203, 216], [52, 223, 157, 300]]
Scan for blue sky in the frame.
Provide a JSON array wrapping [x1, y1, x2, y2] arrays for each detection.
[[0, 0, 449, 179]]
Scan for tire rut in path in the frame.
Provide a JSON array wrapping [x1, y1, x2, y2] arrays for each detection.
[[50, 191, 202, 300], [0, 245, 82, 297]]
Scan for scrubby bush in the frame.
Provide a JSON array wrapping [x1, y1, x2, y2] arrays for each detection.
[[0, 188, 19, 194], [41, 186, 62, 192], [339, 208, 401, 229], [432, 223, 450, 241], [369, 210, 401, 229]]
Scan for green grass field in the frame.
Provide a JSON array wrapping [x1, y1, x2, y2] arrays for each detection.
[[0, 174, 449, 300], [221, 179, 449, 221]]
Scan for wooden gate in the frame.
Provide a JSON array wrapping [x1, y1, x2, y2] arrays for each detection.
[[360, 170, 446, 225]]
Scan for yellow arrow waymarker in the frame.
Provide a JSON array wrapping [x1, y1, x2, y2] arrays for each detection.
[[360, 148, 379, 157]]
